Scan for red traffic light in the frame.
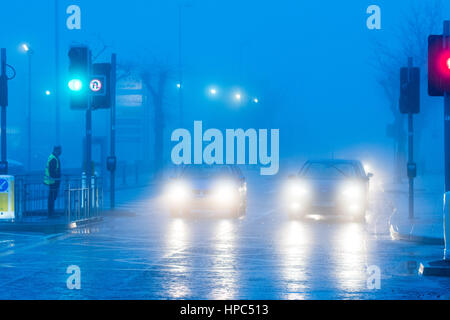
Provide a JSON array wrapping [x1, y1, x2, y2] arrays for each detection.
[[428, 35, 450, 96], [436, 50, 450, 75]]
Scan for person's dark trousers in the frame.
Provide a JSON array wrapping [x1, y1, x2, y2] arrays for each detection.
[[48, 182, 60, 217]]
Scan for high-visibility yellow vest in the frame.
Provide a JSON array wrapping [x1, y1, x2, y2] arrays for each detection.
[[44, 154, 59, 185]]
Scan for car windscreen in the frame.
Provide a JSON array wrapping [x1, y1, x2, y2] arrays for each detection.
[[300, 162, 358, 179], [181, 166, 233, 179]]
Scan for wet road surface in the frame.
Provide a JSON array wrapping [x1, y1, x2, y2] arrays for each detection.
[[0, 176, 449, 299]]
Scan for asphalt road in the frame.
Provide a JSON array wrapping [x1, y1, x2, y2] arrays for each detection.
[[0, 175, 449, 299]]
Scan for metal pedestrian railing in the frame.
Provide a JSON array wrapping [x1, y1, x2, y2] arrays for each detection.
[[66, 176, 103, 222], [14, 174, 103, 223]]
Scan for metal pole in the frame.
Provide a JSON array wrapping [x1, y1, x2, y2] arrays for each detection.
[[110, 53, 116, 209], [408, 112, 414, 219], [86, 50, 92, 213], [407, 57, 414, 219], [445, 22, 450, 193], [54, 0, 60, 145], [178, 5, 183, 127], [27, 53, 31, 172], [1, 49, 8, 175], [444, 21, 450, 260]]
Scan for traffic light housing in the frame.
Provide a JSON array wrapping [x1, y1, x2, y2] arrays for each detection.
[[428, 35, 450, 96], [91, 63, 112, 110], [68, 46, 90, 110], [399, 67, 420, 114]]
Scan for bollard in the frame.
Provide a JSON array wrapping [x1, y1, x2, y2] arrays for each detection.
[[445, 192, 450, 260]]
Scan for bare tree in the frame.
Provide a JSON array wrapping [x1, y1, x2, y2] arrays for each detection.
[[371, 0, 443, 181], [140, 61, 173, 175]]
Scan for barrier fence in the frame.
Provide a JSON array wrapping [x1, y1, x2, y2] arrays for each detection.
[[14, 174, 103, 223]]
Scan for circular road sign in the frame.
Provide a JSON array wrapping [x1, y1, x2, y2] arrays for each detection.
[[90, 79, 102, 92]]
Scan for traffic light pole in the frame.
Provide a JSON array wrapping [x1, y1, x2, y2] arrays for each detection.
[[110, 54, 117, 209], [445, 21, 450, 193], [86, 50, 93, 211], [444, 21, 450, 260], [408, 112, 414, 219], [407, 57, 415, 219], [418, 21, 450, 273], [0, 49, 8, 175]]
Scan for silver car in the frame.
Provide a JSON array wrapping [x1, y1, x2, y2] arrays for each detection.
[[165, 165, 247, 218], [284, 159, 372, 221]]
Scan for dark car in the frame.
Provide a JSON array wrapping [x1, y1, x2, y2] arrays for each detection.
[[164, 165, 247, 218], [284, 159, 372, 220]]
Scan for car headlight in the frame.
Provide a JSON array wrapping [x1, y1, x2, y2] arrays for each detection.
[[341, 183, 363, 200], [167, 181, 190, 203], [214, 181, 238, 204], [286, 182, 310, 198]]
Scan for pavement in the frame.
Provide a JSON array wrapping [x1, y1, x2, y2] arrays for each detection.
[[0, 172, 450, 299], [385, 175, 446, 246]]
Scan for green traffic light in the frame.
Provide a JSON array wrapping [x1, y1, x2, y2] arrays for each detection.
[[68, 79, 83, 91]]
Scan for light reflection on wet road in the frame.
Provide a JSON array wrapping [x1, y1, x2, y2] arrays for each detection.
[[0, 179, 449, 299]]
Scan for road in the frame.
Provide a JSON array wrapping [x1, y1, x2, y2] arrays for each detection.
[[0, 173, 449, 299]]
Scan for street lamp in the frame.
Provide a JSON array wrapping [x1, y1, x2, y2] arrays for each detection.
[[253, 98, 259, 104], [21, 43, 33, 172], [45, 90, 51, 96], [235, 93, 242, 101], [177, 2, 193, 127], [210, 88, 217, 96]]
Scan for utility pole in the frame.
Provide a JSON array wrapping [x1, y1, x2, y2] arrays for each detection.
[[109, 53, 117, 209], [0, 49, 9, 175], [178, 4, 183, 127], [27, 49, 32, 171], [54, 0, 60, 145]]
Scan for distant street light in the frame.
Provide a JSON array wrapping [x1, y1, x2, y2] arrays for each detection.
[[21, 43, 33, 171], [45, 90, 51, 96], [253, 98, 259, 104], [210, 88, 217, 96], [235, 93, 241, 101], [22, 43, 31, 53], [176, 83, 181, 89]]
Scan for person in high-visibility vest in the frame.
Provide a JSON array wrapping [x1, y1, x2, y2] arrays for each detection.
[[44, 146, 62, 217]]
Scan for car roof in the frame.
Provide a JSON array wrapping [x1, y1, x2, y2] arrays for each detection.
[[305, 159, 362, 165]]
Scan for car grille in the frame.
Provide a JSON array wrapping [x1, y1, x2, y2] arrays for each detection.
[[193, 189, 211, 197]]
